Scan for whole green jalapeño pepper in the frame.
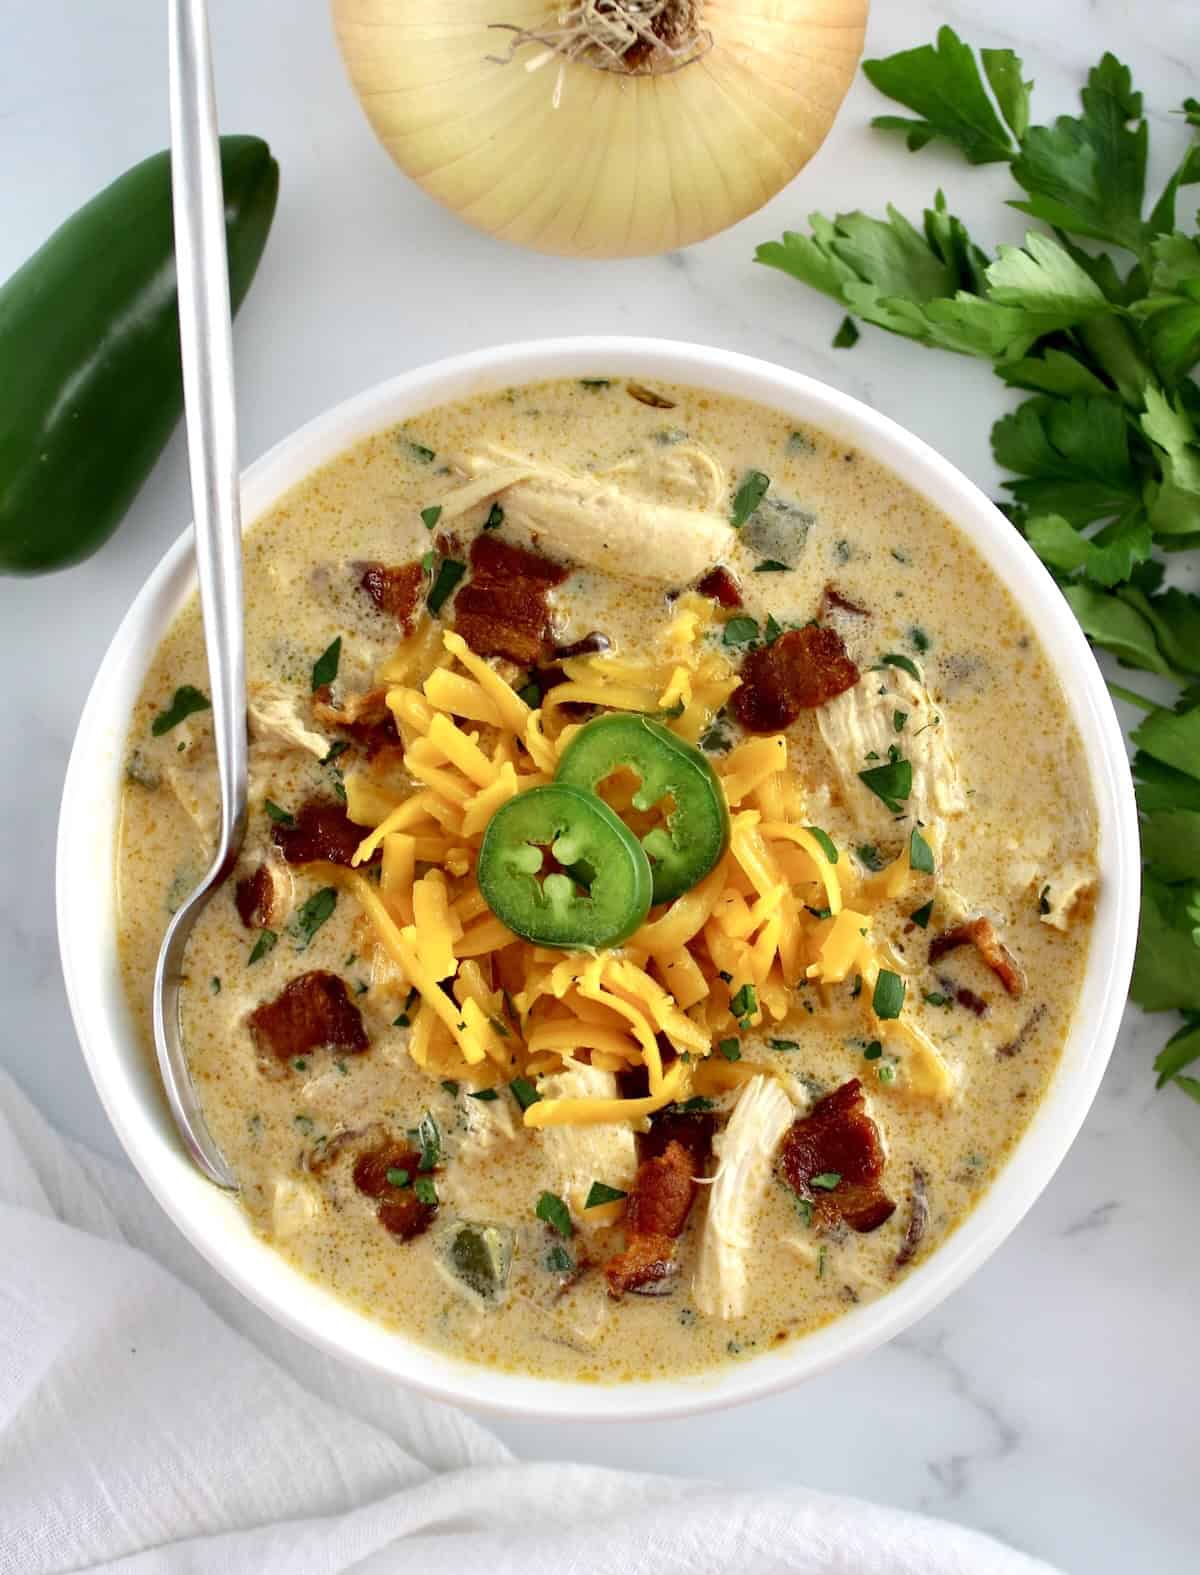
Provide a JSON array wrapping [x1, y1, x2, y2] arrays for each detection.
[[0, 136, 278, 574], [477, 783, 653, 950], [556, 713, 730, 904]]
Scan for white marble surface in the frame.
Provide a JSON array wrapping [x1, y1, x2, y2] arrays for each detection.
[[3, 2, 1198, 1569]]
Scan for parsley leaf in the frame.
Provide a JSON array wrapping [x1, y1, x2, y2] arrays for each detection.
[[535, 1191, 573, 1238], [858, 756, 913, 814], [585, 1181, 628, 1208], [731, 470, 771, 527], [833, 315, 860, 348], [151, 685, 211, 736], [311, 638, 341, 692], [427, 557, 466, 616], [291, 887, 337, 950], [863, 27, 1016, 165], [873, 969, 907, 1020]]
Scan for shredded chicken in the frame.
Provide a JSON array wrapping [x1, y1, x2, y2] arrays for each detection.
[[816, 667, 966, 849], [460, 1089, 518, 1152], [436, 442, 733, 584], [270, 1177, 322, 1239], [538, 1061, 637, 1223], [693, 1076, 795, 1320], [247, 681, 329, 760]]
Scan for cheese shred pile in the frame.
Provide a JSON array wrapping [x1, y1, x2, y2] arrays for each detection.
[[332, 595, 952, 1125]]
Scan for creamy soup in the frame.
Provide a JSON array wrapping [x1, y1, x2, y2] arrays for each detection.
[[117, 377, 1098, 1382]]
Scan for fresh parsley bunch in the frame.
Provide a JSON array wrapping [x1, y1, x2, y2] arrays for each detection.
[[758, 29, 1200, 1102]]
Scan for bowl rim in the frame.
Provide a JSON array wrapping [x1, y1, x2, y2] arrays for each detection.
[[57, 335, 1140, 1422]]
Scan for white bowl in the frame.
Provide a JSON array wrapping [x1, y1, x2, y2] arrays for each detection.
[[58, 337, 1140, 1421]]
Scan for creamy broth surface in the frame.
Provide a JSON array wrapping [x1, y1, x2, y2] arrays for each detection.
[[117, 377, 1098, 1382]]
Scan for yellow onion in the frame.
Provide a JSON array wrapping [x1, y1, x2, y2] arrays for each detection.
[[331, 0, 868, 258]]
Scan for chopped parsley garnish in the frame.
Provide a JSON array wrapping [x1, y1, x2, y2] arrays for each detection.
[[392, 987, 419, 1028], [441, 1079, 460, 1097], [730, 469, 770, 527], [873, 969, 906, 1020], [427, 557, 466, 616], [517, 682, 542, 707], [858, 755, 913, 814], [421, 549, 435, 573], [405, 439, 435, 463], [700, 720, 733, 752], [291, 887, 337, 949], [877, 1063, 897, 1084], [863, 1040, 883, 1059], [414, 1177, 438, 1206], [416, 1110, 441, 1171], [909, 626, 930, 653], [579, 378, 611, 388], [794, 1197, 814, 1226], [810, 1171, 842, 1191], [484, 502, 504, 530], [729, 982, 758, 1025], [805, 826, 839, 864], [910, 900, 934, 929], [769, 1038, 800, 1052], [909, 826, 935, 874], [754, 558, 790, 573], [764, 613, 785, 645], [420, 504, 442, 530], [293, 1058, 307, 1071], [535, 1191, 573, 1238], [585, 1181, 628, 1208], [545, 1244, 575, 1274], [805, 905, 833, 920], [893, 709, 909, 733], [672, 1096, 716, 1113], [468, 1087, 500, 1102], [248, 929, 277, 964], [151, 685, 211, 736], [924, 991, 952, 1007], [851, 974, 863, 998], [723, 616, 760, 647], [321, 738, 350, 766], [386, 1167, 410, 1189], [855, 843, 885, 871], [264, 799, 294, 826], [210, 976, 221, 995], [879, 652, 921, 681], [718, 1037, 742, 1061], [509, 1076, 541, 1110], [311, 637, 342, 691], [833, 315, 860, 349]]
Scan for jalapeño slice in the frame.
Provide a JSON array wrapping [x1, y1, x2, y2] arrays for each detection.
[[555, 713, 729, 904], [477, 783, 652, 949]]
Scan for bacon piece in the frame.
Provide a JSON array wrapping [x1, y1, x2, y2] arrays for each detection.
[[779, 1079, 895, 1233], [359, 562, 425, 631], [605, 1139, 699, 1297], [640, 1109, 716, 1168], [696, 565, 743, 609], [235, 865, 276, 929], [822, 585, 870, 619], [248, 971, 369, 1063], [273, 799, 364, 867], [453, 534, 568, 666], [732, 626, 860, 733], [955, 985, 989, 1018], [352, 1141, 437, 1241], [311, 685, 400, 761], [929, 917, 1024, 996]]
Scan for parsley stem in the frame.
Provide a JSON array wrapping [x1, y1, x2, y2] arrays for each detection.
[[1107, 681, 1157, 714]]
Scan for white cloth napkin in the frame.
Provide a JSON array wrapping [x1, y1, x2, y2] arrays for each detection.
[[0, 1067, 1057, 1575]]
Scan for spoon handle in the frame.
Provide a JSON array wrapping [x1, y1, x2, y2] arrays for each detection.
[[168, 0, 248, 873]]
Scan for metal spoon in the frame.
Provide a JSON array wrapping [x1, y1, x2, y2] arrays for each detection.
[[152, 0, 246, 1190]]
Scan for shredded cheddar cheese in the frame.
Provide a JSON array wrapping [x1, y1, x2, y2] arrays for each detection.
[[334, 612, 951, 1122]]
